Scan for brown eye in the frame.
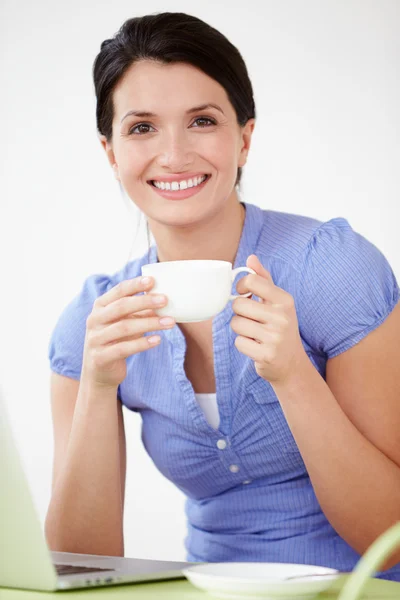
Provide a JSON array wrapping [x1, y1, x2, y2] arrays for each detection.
[[128, 123, 154, 135], [192, 117, 216, 127]]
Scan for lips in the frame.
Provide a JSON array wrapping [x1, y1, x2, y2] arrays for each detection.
[[149, 174, 210, 188], [147, 173, 211, 200], [147, 172, 210, 182]]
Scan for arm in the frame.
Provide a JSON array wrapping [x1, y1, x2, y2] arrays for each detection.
[[45, 373, 126, 556], [232, 252, 400, 571], [271, 301, 400, 570], [45, 274, 174, 556]]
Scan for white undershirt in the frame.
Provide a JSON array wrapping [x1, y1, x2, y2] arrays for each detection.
[[194, 393, 219, 430]]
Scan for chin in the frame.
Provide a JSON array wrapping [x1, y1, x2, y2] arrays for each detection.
[[150, 200, 220, 228]]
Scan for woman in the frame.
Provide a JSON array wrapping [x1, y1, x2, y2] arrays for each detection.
[[45, 12, 400, 580]]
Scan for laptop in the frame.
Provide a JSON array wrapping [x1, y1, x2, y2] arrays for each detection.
[[0, 388, 193, 591]]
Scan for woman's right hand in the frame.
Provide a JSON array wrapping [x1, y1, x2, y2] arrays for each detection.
[[81, 276, 174, 389]]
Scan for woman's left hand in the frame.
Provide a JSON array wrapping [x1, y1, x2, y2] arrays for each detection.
[[231, 254, 308, 385]]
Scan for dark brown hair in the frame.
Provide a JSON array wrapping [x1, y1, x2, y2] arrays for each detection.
[[92, 11, 256, 189]]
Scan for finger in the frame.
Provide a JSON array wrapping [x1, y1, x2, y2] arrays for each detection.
[[97, 335, 162, 364], [97, 292, 168, 325], [111, 307, 160, 322], [233, 297, 268, 322], [95, 276, 155, 308], [246, 254, 272, 280], [236, 273, 284, 304], [234, 335, 265, 362], [130, 308, 159, 319], [108, 308, 159, 326], [94, 315, 175, 346], [231, 315, 265, 343], [232, 297, 287, 324], [235, 256, 274, 293]]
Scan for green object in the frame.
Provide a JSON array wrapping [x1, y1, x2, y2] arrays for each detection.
[[0, 396, 58, 591], [337, 521, 400, 600], [1, 576, 400, 599]]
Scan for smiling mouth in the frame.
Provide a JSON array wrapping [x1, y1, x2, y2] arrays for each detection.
[[148, 174, 211, 189]]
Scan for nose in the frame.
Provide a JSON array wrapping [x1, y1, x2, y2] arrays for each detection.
[[155, 128, 194, 171]]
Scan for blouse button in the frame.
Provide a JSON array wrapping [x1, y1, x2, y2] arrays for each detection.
[[229, 464, 240, 473], [217, 439, 227, 450]]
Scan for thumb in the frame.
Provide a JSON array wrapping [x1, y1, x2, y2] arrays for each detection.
[[246, 254, 272, 281]]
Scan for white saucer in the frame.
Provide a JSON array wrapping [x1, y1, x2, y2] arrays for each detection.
[[183, 562, 340, 600]]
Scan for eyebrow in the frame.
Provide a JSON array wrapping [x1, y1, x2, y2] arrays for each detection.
[[120, 103, 225, 124]]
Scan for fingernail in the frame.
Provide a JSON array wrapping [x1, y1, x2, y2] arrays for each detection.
[[152, 294, 166, 305], [159, 317, 174, 326], [141, 276, 151, 286]]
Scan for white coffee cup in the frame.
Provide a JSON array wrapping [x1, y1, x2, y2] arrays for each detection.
[[141, 260, 256, 323]]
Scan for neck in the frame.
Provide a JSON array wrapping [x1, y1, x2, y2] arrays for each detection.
[[148, 194, 246, 265]]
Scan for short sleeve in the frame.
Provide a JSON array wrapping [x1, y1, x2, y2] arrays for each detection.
[[48, 274, 114, 379], [297, 218, 400, 359]]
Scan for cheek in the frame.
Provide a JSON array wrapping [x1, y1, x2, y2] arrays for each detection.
[[201, 133, 239, 175], [117, 146, 146, 179], [115, 130, 239, 180]]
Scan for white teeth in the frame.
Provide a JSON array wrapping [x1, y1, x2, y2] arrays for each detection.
[[153, 175, 207, 191]]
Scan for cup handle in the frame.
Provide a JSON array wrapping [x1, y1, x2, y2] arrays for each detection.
[[229, 267, 257, 300]]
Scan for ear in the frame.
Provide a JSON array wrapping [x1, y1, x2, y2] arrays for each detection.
[[238, 118, 256, 168], [98, 134, 120, 181]]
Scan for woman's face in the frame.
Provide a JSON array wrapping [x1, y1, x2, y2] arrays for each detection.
[[102, 60, 255, 228]]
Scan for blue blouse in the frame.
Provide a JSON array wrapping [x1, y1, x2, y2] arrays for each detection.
[[48, 202, 400, 580]]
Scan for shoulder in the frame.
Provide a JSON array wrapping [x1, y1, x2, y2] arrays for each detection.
[[247, 203, 349, 279], [254, 205, 348, 265], [48, 251, 151, 378], [250, 204, 372, 274], [70, 251, 151, 311]]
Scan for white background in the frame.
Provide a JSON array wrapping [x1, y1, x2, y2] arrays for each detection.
[[1, 0, 399, 561]]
